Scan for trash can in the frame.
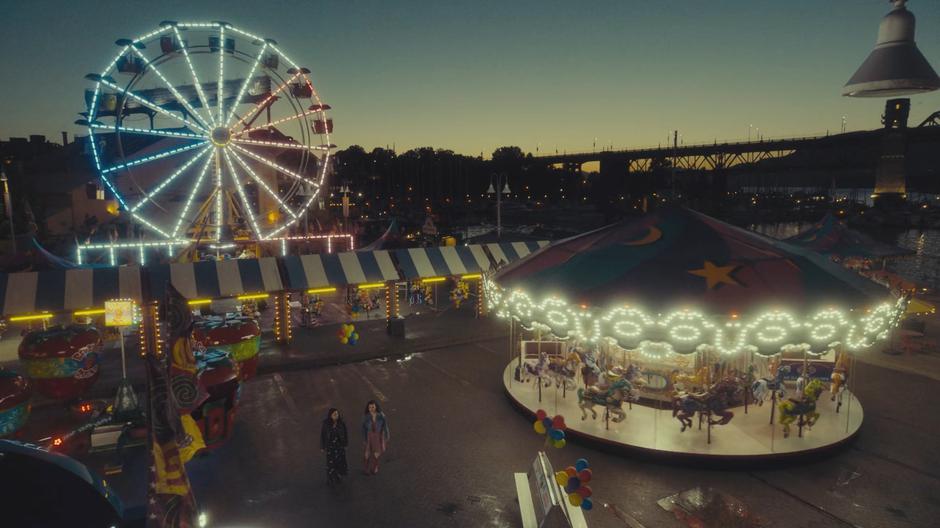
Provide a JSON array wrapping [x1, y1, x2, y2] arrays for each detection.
[[387, 318, 405, 337]]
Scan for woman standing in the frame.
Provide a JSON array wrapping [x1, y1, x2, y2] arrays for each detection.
[[320, 408, 348, 485], [361, 400, 390, 475]]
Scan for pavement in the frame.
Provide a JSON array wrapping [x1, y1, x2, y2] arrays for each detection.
[[4, 307, 940, 527]]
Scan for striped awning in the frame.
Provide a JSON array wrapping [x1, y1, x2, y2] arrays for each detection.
[[0, 267, 143, 316], [394, 245, 492, 280], [146, 258, 283, 301], [485, 241, 550, 267], [281, 250, 399, 290]]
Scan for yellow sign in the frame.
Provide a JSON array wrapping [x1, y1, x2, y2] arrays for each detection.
[[105, 300, 135, 327]]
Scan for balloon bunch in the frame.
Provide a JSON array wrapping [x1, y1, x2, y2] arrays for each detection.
[[337, 324, 359, 346], [532, 409, 567, 448], [450, 281, 470, 309], [554, 458, 593, 511]]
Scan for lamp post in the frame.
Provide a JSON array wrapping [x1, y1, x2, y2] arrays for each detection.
[[1, 165, 14, 254], [487, 174, 510, 239]]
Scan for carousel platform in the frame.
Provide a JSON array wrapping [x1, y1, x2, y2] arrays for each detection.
[[503, 362, 863, 463]]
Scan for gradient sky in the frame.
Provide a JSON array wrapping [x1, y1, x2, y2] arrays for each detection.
[[1, 0, 939, 156]]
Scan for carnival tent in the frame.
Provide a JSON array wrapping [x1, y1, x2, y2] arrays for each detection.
[[785, 213, 913, 259], [488, 207, 904, 356]]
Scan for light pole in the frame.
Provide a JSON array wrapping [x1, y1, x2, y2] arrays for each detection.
[[748, 124, 753, 142], [841, 115, 847, 133], [487, 174, 510, 239], [1, 165, 14, 254]]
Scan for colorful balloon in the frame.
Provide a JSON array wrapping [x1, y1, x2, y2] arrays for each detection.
[[555, 471, 569, 486], [565, 466, 577, 478], [581, 498, 593, 511], [552, 415, 566, 430], [536, 409, 548, 421], [340, 337, 348, 344], [542, 417, 552, 429], [578, 468, 592, 483], [565, 477, 581, 493], [577, 485, 592, 498], [534, 421, 546, 434], [554, 439, 566, 449], [575, 458, 589, 472], [549, 428, 564, 441], [568, 493, 583, 507]]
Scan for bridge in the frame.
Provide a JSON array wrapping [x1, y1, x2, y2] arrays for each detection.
[[533, 125, 940, 176]]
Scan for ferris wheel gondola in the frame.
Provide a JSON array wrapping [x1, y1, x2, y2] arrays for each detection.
[[81, 21, 334, 256]]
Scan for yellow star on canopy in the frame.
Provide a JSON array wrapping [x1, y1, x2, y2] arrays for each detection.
[[688, 261, 741, 289]]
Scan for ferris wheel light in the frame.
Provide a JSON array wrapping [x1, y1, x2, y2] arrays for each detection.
[[172, 153, 214, 238], [130, 146, 213, 212], [83, 21, 330, 258], [228, 149, 299, 220], [225, 41, 268, 126], [101, 141, 208, 175]]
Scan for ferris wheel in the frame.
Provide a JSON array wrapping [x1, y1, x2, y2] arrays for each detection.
[[80, 21, 334, 252]]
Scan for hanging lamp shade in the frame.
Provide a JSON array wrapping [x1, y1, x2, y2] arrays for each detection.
[[843, 0, 940, 97]]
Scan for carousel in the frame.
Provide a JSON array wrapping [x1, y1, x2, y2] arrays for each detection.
[[490, 207, 908, 460]]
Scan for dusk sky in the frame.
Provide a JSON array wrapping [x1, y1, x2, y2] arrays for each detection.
[[2, 0, 939, 156]]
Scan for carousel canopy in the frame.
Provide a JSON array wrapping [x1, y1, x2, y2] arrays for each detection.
[[785, 213, 913, 259], [487, 207, 905, 356]]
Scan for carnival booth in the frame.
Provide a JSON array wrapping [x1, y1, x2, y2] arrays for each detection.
[[281, 249, 402, 326], [491, 207, 908, 459]]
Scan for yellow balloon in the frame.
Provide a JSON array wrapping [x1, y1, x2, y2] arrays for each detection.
[[555, 439, 567, 449], [340, 337, 348, 344], [555, 471, 569, 487], [534, 421, 546, 434], [569, 493, 583, 507]]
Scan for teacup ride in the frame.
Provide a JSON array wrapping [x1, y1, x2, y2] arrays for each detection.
[[18, 325, 102, 401], [0, 369, 32, 438], [193, 349, 241, 450], [194, 316, 261, 380]]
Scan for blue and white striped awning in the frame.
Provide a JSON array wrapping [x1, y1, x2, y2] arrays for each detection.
[[485, 241, 550, 267], [146, 258, 283, 301], [281, 250, 399, 290], [394, 245, 492, 280], [0, 267, 143, 316]]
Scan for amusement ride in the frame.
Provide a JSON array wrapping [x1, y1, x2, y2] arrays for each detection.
[[76, 20, 335, 264]]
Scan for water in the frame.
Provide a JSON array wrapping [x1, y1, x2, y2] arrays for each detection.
[[749, 222, 940, 290]]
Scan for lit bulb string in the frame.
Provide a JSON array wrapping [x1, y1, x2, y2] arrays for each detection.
[[93, 77, 207, 134], [129, 145, 213, 212], [101, 141, 208, 175], [88, 123, 205, 141], [228, 149, 299, 221], [172, 152, 214, 238], [229, 143, 317, 187], [232, 71, 302, 130], [87, 129, 127, 210], [230, 137, 332, 152], [225, 41, 268, 127], [217, 24, 226, 124], [266, 164, 330, 239], [172, 25, 216, 128], [483, 276, 909, 357], [130, 46, 212, 131], [214, 150, 223, 242], [222, 149, 263, 239], [233, 107, 324, 137]]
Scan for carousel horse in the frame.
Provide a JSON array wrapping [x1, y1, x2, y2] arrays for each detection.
[[522, 352, 552, 387], [577, 378, 639, 422], [577, 349, 602, 388], [546, 352, 580, 390], [830, 350, 849, 412], [778, 379, 826, 438], [751, 358, 790, 406], [672, 377, 741, 432], [670, 366, 710, 393]]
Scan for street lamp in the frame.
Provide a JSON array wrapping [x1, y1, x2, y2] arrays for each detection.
[[487, 174, 510, 239]]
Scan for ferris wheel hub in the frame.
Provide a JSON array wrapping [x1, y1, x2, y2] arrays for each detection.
[[210, 127, 232, 147]]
